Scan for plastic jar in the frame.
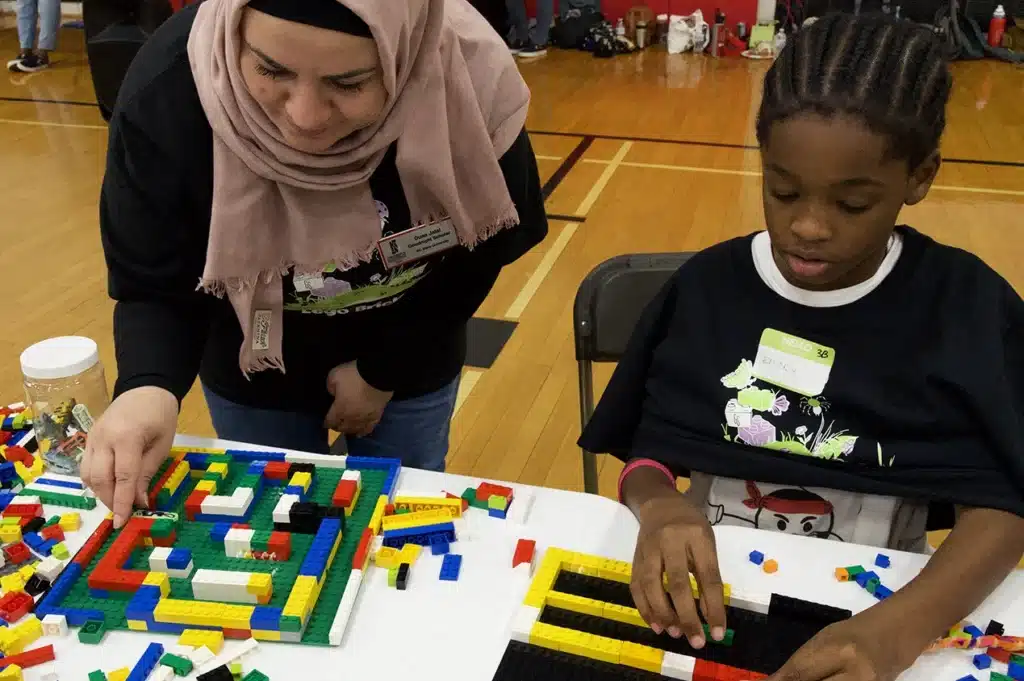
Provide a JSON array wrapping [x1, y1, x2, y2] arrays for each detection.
[[20, 336, 110, 475]]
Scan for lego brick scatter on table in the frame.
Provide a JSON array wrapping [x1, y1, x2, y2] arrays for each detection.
[[33, 447, 403, 646]]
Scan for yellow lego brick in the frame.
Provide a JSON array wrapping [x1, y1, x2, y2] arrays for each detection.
[[0, 628, 18, 655], [562, 631, 623, 665], [603, 603, 649, 629], [522, 587, 548, 608], [127, 620, 149, 631], [16, 565, 34, 582], [205, 462, 229, 479], [194, 479, 218, 493], [252, 629, 282, 642], [398, 544, 422, 565], [546, 591, 606, 618], [282, 576, 319, 621], [1, 517, 20, 526], [597, 558, 633, 584], [289, 471, 312, 492], [723, 583, 731, 605], [381, 508, 455, 532], [171, 446, 225, 456], [247, 573, 273, 597], [368, 495, 388, 535], [12, 616, 41, 649], [165, 462, 190, 493], [13, 463, 34, 485], [59, 512, 82, 532], [143, 572, 171, 597], [0, 665, 21, 681], [374, 546, 400, 569], [344, 486, 361, 517], [179, 628, 225, 654], [108, 668, 130, 681], [620, 641, 665, 673], [0, 573, 25, 593], [218, 604, 256, 630], [392, 495, 463, 517], [0, 526, 19, 544], [529, 622, 563, 650]]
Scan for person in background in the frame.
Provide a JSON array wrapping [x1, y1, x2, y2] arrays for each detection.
[[83, 0, 547, 528], [505, 0, 552, 57], [7, 0, 61, 72], [580, 13, 1023, 681]]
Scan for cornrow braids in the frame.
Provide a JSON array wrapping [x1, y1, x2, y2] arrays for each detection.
[[757, 13, 952, 170]]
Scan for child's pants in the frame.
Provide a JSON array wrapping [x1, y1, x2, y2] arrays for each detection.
[[16, 0, 61, 51]]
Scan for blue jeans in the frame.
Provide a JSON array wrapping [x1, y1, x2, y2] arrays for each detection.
[[506, 0, 553, 45], [16, 0, 61, 51], [202, 379, 460, 472]]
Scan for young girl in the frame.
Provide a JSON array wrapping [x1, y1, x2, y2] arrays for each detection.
[[579, 13, 1023, 681]]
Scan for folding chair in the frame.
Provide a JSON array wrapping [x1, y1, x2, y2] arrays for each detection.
[[573, 253, 693, 494]]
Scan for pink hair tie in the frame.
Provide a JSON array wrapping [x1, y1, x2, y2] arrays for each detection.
[[617, 458, 676, 504]]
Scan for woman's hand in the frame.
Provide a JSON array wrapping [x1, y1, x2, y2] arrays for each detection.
[[324, 362, 394, 437], [80, 386, 179, 528], [766, 609, 923, 681], [629, 478, 727, 649]]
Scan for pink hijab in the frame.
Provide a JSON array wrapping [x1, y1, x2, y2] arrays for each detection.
[[187, 0, 530, 375]]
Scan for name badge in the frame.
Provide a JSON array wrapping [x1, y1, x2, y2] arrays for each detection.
[[377, 218, 459, 269], [293, 273, 325, 293], [752, 328, 835, 397]]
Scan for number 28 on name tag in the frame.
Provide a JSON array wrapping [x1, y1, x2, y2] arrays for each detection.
[[752, 328, 835, 397]]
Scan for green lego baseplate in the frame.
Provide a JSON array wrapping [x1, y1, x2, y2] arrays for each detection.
[[36, 448, 400, 646]]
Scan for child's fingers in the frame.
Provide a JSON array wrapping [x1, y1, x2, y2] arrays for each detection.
[[663, 547, 704, 645], [631, 544, 676, 633], [690, 538, 727, 640]]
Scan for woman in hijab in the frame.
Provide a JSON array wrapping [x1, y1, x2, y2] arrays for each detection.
[[85, 0, 547, 527]]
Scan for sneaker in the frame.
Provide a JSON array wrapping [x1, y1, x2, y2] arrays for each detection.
[[6, 51, 31, 72], [518, 42, 548, 58], [13, 53, 50, 73], [508, 39, 526, 55]]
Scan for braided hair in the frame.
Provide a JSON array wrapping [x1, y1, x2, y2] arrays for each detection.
[[756, 13, 952, 170]]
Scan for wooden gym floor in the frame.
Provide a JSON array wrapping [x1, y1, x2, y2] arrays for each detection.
[[2, 24, 1022, 504]]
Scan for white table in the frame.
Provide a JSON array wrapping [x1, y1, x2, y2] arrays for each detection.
[[33, 436, 1023, 680]]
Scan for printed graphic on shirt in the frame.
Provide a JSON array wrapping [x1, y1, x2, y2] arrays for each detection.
[[282, 199, 437, 316], [706, 479, 855, 541]]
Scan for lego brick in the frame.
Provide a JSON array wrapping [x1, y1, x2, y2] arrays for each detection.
[[195, 637, 259, 676], [380, 508, 454, 532], [40, 614, 66, 637], [439, 553, 462, 581], [396, 563, 410, 590], [661, 651, 697, 680], [748, 550, 765, 565], [127, 642, 164, 681], [513, 539, 536, 570], [159, 653, 193, 676], [78, 619, 106, 644], [108, 669, 130, 681], [973, 653, 992, 669], [874, 553, 891, 568], [392, 495, 462, 517]]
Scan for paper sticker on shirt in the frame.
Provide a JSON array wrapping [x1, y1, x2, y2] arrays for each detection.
[[752, 328, 834, 397], [378, 218, 458, 269], [284, 264, 428, 316]]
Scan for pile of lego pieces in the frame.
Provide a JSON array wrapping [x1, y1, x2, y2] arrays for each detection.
[[89, 634, 270, 681], [747, 550, 778, 574], [372, 497, 466, 588], [833, 553, 894, 600], [926, 618, 1024, 681], [456, 481, 533, 524]]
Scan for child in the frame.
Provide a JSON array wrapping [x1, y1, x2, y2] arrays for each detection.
[[579, 13, 1023, 681]]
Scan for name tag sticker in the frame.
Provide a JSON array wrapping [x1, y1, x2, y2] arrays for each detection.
[[252, 310, 272, 351], [752, 328, 835, 397], [293, 273, 324, 293], [377, 218, 459, 269]]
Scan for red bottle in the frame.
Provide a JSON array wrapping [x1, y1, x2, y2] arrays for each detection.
[[988, 5, 1006, 48]]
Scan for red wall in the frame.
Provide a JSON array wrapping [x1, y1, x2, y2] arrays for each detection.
[[525, 0, 758, 36]]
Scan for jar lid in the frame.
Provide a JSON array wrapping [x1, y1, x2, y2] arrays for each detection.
[[20, 336, 101, 380]]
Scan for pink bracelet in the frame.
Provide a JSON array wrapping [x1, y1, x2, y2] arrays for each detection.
[[617, 458, 675, 504]]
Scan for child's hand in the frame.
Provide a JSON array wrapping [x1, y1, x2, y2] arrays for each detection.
[[630, 490, 727, 648], [765, 611, 921, 681]]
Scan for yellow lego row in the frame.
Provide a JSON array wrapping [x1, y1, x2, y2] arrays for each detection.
[[344, 486, 361, 518], [248, 573, 273, 601], [392, 495, 463, 517], [194, 479, 219, 494], [368, 495, 388, 535], [561, 552, 632, 584], [179, 628, 225, 653], [153, 598, 254, 630], [206, 462, 229, 480], [529, 621, 665, 671], [282, 575, 320, 624], [59, 512, 81, 532], [289, 471, 312, 493], [0, 664, 21, 681], [170, 446, 225, 456], [380, 507, 454, 532], [0, 615, 42, 656], [163, 460, 191, 496]]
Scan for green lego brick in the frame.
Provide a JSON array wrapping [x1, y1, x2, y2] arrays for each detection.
[[279, 615, 303, 633], [702, 624, 735, 646], [241, 671, 270, 681], [990, 673, 1012, 681], [395, 507, 409, 514], [29, 488, 98, 509], [52, 542, 70, 560], [88, 671, 108, 681], [78, 619, 107, 644], [159, 653, 193, 676], [462, 487, 489, 509], [150, 518, 175, 537], [388, 566, 398, 587], [230, 661, 243, 679], [1010, 654, 1024, 665], [44, 515, 61, 527], [844, 565, 866, 577], [236, 474, 262, 489]]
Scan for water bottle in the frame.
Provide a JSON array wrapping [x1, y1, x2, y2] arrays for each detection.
[[616, 18, 626, 37]]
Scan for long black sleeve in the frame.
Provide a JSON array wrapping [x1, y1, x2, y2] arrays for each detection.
[[357, 129, 548, 392]]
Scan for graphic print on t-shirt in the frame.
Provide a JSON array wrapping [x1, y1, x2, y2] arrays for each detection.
[[282, 199, 436, 316], [706, 480, 845, 540]]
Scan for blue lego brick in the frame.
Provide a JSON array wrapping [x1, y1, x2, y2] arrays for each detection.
[[166, 548, 192, 570], [226, 449, 286, 462], [156, 477, 191, 512], [748, 550, 765, 565], [65, 608, 108, 627], [343, 456, 403, 471], [383, 521, 455, 540], [23, 533, 43, 549], [874, 553, 891, 569], [127, 642, 164, 681], [0, 463, 15, 483], [382, 466, 400, 500], [210, 523, 232, 544], [89, 589, 110, 599], [182, 452, 209, 470], [488, 507, 508, 519], [45, 563, 80, 602], [38, 539, 56, 556], [853, 570, 880, 588], [1, 417, 12, 430], [283, 485, 306, 499], [440, 554, 462, 581], [250, 606, 283, 632], [298, 519, 341, 577], [0, 490, 16, 512], [247, 461, 268, 475], [954, 676, 978, 681], [963, 625, 984, 639], [873, 585, 893, 600], [430, 538, 450, 555], [33, 477, 84, 490], [1008, 662, 1024, 679], [972, 654, 991, 670]]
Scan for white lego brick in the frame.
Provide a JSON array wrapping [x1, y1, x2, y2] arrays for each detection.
[[506, 488, 535, 525], [278, 630, 303, 643], [341, 469, 362, 484], [197, 637, 259, 676], [188, 645, 216, 666], [148, 547, 172, 573], [25, 482, 88, 497], [273, 494, 300, 524], [192, 569, 260, 603], [40, 667, 58, 681], [285, 452, 348, 468], [661, 652, 696, 680], [12, 495, 40, 505], [36, 472, 83, 485], [41, 613, 67, 637], [370, 535, 384, 553], [167, 561, 194, 579], [151, 665, 175, 681], [7, 402, 24, 410], [35, 556, 62, 582], [224, 528, 254, 557], [452, 517, 470, 541], [328, 569, 364, 646], [729, 588, 771, 614], [510, 605, 542, 643]]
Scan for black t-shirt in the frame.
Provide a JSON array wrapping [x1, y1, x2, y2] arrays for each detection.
[[100, 5, 547, 415], [579, 227, 1024, 518]]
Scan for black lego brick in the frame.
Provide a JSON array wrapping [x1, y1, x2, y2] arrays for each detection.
[[492, 640, 667, 681], [552, 571, 634, 607], [465, 317, 517, 369], [768, 594, 852, 626]]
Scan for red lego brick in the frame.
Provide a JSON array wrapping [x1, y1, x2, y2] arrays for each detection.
[[332, 479, 357, 508], [150, 529, 177, 547], [0, 432, 10, 445], [223, 628, 251, 640], [445, 491, 470, 512], [352, 528, 372, 570], [1, 446, 33, 466], [0, 592, 33, 623], [0, 645, 55, 670], [267, 531, 291, 560], [231, 523, 251, 530], [384, 504, 395, 516], [477, 482, 514, 500], [512, 539, 536, 569], [185, 490, 209, 520], [3, 542, 31, 564], [74, 518, 114, 567], [989, 647, 1012, 663], [263, 461, 291, 480], [3, 503, 42, 518], [40, 524, 64, 542]]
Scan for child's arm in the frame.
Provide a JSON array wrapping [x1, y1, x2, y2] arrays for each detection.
[[767, 506, 1024, 681]]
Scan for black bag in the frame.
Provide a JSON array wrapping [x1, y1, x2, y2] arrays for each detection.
[[553, 8, 605, 49]]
